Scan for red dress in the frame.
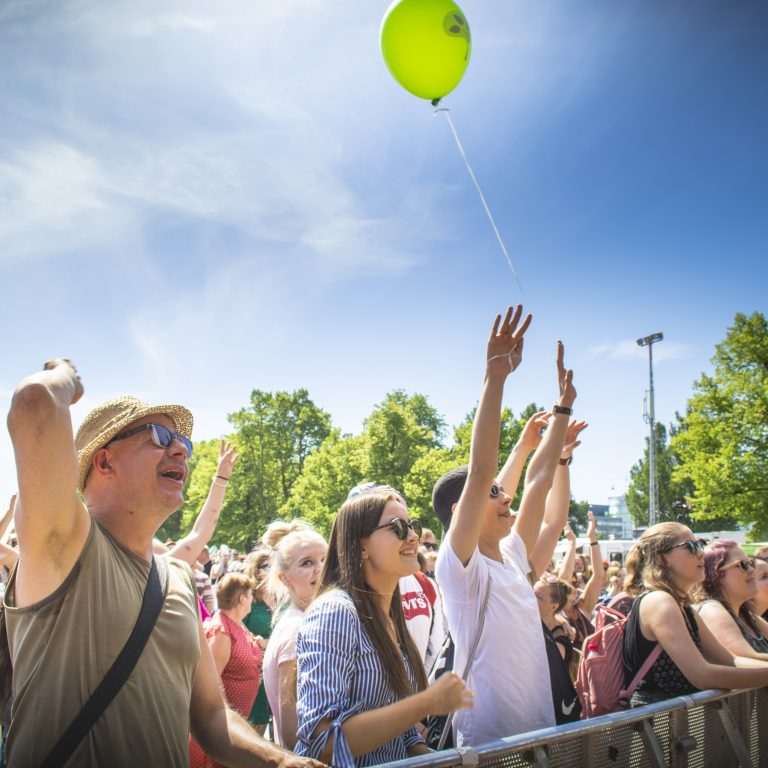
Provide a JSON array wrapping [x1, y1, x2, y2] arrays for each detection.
[[189, 611, 264, 768]]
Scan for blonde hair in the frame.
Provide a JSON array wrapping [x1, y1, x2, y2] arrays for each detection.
[[261, 519, 326, 612], [244, 548, 272, 601], [624, 522, 691, 605]]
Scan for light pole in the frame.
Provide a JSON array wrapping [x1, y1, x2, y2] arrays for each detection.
[[637, 332, 663, 527]]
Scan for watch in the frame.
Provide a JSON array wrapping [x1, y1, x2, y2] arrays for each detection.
[[553, 404, 573, 416]]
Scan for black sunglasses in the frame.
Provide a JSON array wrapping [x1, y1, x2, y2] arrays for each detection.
[[109, 423, 193, 457], [421, 542, 437, 551], [668, 539, 707, 556], [490, 483, 501, 498], [370, 518, 422, 541]]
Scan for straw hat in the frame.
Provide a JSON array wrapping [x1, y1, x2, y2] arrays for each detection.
[[75, 395, 194, 491]]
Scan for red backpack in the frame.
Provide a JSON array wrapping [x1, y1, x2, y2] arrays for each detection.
[[575, 610, 661, 717]]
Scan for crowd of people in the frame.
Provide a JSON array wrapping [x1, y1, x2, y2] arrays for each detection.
[[1, 305, 768, 768]]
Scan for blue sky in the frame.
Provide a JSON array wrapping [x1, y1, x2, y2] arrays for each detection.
[[1, 0, 766, 512]]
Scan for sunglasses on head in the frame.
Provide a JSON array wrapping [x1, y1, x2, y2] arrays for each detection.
[[667, 539, 707, 556], [370, 517, 422, 541], [109, 423, 193, 457], [720, 557, 756, 574]]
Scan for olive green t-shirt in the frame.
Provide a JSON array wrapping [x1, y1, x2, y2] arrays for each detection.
[[3, 521, 200, 767]]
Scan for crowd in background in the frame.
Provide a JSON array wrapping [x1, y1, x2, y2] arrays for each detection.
[[3, 305, 768, 768]]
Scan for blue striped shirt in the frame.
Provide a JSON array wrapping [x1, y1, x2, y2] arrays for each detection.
[[295, 589, 424, 768]]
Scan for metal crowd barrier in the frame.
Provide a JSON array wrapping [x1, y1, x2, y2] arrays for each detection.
[[377, 687, 768, 768]]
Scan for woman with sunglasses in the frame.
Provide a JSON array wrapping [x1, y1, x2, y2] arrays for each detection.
[[622, 523, 768, 707], [694, 541, 768, 660], [294, 488, 472, 768], [261, 520, 328, 749]]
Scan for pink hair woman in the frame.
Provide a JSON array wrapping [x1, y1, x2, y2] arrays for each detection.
[[695, 540, 768, 660]]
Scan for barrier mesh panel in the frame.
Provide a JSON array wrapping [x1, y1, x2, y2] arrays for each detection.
[[685, 703, 739, 768]]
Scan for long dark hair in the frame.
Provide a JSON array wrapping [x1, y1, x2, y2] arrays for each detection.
[[696, 539, 761, 636], [317, 489, 428, 698]]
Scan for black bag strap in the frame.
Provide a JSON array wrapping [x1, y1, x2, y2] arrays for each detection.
[[40, 555, 169, 768]]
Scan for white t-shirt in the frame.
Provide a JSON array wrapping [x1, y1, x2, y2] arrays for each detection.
[[399, 574, 447, 673], [436, 531, 554, 746], [263, 606, 304, 747]]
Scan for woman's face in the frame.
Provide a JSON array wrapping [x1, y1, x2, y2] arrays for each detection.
[[361, 499, 420, 582], [661, 527, 705, 590], [718, 546, 756, 606], [574, 555, 586, 574], [235, 588, 254, 619], [280, 539, 327, 610], [753, 559, 768, 615]]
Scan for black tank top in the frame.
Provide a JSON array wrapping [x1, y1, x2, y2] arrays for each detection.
[[622, 592, 701, 697]]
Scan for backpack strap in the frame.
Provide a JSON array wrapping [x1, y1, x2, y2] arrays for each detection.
[[437, 574, 491, 750], [40, 554, 169, 768], [414, 570, 437, 608], [618, 642, 663, 707]]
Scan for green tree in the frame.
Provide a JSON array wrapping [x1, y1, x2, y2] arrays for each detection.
[[175, 389, 333, 550], [279, 431, 366, 537], [361, 390, 446, 492], [672, 312, 768, 536], [626, 422, 695, 527]]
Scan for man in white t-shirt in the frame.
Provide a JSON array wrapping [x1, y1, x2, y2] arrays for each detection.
[[433, 307, 578, 747]]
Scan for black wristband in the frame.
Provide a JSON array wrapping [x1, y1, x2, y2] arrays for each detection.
[[559, 456, 572, 466], [215, 475, 230, 482], [590, 540, 600, 547], [553, 405, 573, 416]]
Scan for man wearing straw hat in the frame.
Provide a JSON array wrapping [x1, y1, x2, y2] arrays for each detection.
[[3, 359, 322, 768]]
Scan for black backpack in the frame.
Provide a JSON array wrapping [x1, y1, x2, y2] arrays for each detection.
[[542, 622, 581, 724]]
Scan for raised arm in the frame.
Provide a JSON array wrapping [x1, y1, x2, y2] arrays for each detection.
[[529, 420, 588, 578], [496, 411, 549, 504], [513, 343, 576, 555], [579, 511, 604, 614], [7, 359, 90, 604], [447, 306, 532, 566], [557, 523, 577, 582], [168, 441, 239, 566]]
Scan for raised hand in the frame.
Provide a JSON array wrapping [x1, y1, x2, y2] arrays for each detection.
[[561, 420, 588, 460], [216, 440, 239, 480], [486, 305, 533, 375], [517, 411, 551, 454], [42, 358, 84, 404], [587, 510, 597, 541], [555, 341, 576, 408], [563, 522, 576, 542]]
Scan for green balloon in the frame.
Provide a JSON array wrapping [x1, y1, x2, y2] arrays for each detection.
[[380, 0, 471, 102]]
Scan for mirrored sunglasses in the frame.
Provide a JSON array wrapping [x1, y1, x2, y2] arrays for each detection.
[[720, 557, 756, 573], [110, 423, 193, 457], [370, 517, 423, 541]]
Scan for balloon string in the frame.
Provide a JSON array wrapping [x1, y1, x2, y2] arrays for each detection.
[[435, 108, 524, 294]]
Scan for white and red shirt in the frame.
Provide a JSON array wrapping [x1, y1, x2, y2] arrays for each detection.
[[399, 572, 446, 673]]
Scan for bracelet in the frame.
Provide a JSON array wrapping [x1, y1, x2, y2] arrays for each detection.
[[552, 405, 573, 416], [590, 540, 599, 547], [559, 456, 572, 466], [214, 475, 230, 484]]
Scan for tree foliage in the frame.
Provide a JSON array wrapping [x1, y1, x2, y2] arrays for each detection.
[[672, 312, 768, 536], [626, 422, 695, 527]]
